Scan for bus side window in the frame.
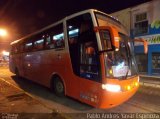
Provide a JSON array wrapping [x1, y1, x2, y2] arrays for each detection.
[[45, 35, 54, 49], [53, 34, 64, 48], [34, 38, 44, 51], [24, 42, 33, 52], [45, 23, 64, 49]]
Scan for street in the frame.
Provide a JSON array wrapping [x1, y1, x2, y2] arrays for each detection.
[[0, 66, 160, 119]]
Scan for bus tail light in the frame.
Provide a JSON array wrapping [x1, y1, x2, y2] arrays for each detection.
[[102, 84, 121, 92]]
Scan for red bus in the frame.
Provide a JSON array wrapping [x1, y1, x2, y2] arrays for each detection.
[[9, 9, 147, 108]]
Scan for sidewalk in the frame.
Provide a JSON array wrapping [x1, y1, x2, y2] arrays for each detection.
[[0, 78, 65, 119], [140, 75, 160, 88]]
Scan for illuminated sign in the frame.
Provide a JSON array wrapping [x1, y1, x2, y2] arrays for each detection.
[[135, 34, 160, 46], [151, 19, 160, 29]]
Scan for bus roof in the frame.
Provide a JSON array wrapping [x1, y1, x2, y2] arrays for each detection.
[[10, 9, 121, 45]]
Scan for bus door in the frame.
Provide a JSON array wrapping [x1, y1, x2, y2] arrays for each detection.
[[67, 14, 101, 105], [78, 32, 102, 106]]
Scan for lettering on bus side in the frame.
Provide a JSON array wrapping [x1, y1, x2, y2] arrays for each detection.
[[80, 92, 98, 103]]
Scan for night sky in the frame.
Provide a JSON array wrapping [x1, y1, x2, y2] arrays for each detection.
[[0, 0, 152, 51]]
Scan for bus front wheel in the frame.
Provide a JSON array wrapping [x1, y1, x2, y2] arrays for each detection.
[[53, 77, 65, 97]]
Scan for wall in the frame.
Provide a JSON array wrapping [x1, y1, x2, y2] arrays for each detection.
[[110, 0, 160, 75], [111, 8, 131, 35]]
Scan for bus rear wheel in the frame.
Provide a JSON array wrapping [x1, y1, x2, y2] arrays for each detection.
[[15, 68, 20, 78], [53, 77, 65, 97]]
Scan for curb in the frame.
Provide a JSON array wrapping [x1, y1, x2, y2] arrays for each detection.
[[0, 77, 68, 118], [0, 77, 55, 111], [139, 75, 160, 88], [139, 81, 160, 88], [140, 75, 160, 79]]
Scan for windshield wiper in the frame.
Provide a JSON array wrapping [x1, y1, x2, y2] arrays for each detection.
[[124, 42, 131, 79], [98, 49, 114, 54]]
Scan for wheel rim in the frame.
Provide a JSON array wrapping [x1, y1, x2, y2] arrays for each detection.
[[56, 81, 64, 93]]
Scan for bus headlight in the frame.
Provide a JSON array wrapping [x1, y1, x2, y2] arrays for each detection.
[[102, 84, 121, 92]]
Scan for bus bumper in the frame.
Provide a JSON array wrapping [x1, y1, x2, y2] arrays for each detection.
[[98, 77, 139, 109]]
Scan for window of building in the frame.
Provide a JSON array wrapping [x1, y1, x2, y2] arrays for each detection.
[[135, 53, 148, 73], [134, 12, 148, 35], [152, 53, 160, 69]]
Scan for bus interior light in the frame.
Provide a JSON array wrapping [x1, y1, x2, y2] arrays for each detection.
[[69, 29, 79, 35], [102, 84, 121, 92], [36, 39, 44, 44], [53, 33, 64, 40]]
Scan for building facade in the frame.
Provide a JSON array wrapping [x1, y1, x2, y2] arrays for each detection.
[[111, 0, 160, 75]]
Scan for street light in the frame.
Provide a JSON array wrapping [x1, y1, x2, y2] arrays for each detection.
[[0, 28, 8, 37]]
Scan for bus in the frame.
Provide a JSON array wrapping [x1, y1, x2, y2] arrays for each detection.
[[9, 9, 147, 108]]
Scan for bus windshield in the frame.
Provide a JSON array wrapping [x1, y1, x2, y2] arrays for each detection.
[[104, 34, 138, 79], [95, 12, 138, 79], [95, 12, 128, 35]]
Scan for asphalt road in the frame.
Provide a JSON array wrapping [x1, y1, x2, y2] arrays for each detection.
[[0, 66, 160, 119]]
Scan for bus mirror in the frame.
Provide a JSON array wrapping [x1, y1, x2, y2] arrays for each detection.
[[134, 38, 148, 54], [94, 26, 120, 50]]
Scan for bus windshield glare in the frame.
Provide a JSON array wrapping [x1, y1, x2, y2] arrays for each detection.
[[95, 12, 138, 79], [104, 34, 138, 79]]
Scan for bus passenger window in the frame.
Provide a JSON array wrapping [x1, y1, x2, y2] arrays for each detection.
[[45, 35, 55, 49], [34, 39, 44, 50], [53, 33, 64, 48], [25, 42, 33, 52], [50, 39, 56, 49], [45, 23, 64, 49]]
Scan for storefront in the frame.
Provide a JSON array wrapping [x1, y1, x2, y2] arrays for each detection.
[[135, 34, 160, 75]]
